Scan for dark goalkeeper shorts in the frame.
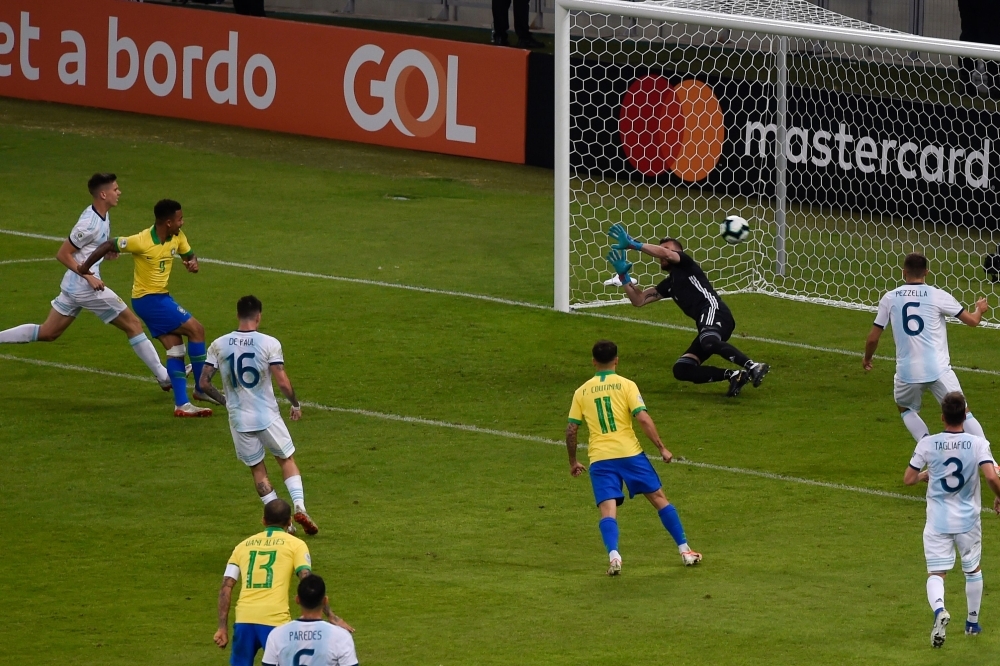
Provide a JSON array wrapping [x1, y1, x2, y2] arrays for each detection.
[[682, 306, 736, 363]]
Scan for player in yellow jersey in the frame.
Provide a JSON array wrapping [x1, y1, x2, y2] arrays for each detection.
[[214, 500, 354, 666], [80, 199, 214, 417], [566, 340, 702, 575]]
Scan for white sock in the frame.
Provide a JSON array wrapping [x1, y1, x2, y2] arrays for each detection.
[[0, 324, 39, 343], [678, 543, 691, 554], [260, 490, 279, 505], [927, 575, 946, 613], [609, 549, 621, 562], [965, 412, 986, 438], [284, 475, 305, 511], [128, 333, 169, 383], [902, 410, 930, 442], [967, 571, 984, 624]]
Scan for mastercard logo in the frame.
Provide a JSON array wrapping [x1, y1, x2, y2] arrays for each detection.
[[619, 77, 725, 181]]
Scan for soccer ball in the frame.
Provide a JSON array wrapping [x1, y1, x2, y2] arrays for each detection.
[[720, 215, 750, 244]]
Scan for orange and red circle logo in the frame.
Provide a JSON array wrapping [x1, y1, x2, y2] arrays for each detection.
[[619, 77, 725, 181]]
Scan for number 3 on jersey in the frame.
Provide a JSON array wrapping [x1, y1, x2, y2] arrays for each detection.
[[225, 352, 261, 389], [940, 457, 966, 492], [902, 301, 925, 336]]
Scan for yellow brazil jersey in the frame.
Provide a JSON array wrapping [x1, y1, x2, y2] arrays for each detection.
[[568, 371, 647, 463], [228, 526, 312, 626], [114, 226, 193, 298]]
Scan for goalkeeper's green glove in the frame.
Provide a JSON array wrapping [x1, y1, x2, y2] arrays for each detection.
[[606, 249, 634, 283], [608, 223, 643, 251]]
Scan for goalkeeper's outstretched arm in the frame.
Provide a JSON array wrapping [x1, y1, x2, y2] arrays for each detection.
[[608, 224, 680, 264], [623, 283, 662, 308], [636, 242, 681, 264]]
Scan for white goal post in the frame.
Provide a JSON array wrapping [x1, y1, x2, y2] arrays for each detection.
[[553, 0, 1000, 327]]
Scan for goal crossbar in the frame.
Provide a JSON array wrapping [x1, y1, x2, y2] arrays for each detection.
[[554, 0, 1000, 323], [555, 0, 1000, 61]]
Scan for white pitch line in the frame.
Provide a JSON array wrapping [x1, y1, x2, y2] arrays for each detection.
[[1, 351, 978, 512], [3, 228, 998, 377], [198, 257, 552, 311], [673, 458, 926, 506], [0, 257, 53, 266], [0, 229, 62, 241]]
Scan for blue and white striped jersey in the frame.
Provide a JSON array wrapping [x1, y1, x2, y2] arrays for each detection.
[[262, 619, 358, 666], [60, 206, 111, 294], [910, 431, 994, 534], [206, 331, 285, 432], [874, 284, 963, 384]]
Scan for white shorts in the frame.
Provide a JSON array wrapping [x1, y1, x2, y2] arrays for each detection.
[[894, 369, 963, 412], [924, 521, 982, 573], [230, 419, 295, 466], [51, 287, 127, 324]]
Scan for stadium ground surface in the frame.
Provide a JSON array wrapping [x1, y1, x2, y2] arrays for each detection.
[[3, 97, 1000, 664]]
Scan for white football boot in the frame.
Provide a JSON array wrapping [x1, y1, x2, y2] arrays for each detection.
[[174, 402, 212, 418], [931, 608, 950, 648], [681, 550, 703, 566]]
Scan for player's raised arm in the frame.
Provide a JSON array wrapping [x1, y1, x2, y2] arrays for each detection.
[[608, 224, 680, 263], [958, 298, 989, 327], [304, 576, 355, 633], [606, 248, 662, 307], [624, 284, 663, 308], [270, 364, 302, 420]]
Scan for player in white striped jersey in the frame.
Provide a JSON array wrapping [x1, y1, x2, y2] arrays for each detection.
[[262, 575, 358, 666], [0, 173, 170, 389], [904, 392, 1000, 646], [864, 253, 989, 443], [200, 295, 319, 535]]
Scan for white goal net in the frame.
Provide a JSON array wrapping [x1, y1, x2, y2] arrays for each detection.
[[553, 0, 1000, 326]]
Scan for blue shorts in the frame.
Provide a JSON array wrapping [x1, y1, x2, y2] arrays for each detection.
[[231, 623, 275, 666], [132, 293, 192, 338], [589, 453, 662, 506]]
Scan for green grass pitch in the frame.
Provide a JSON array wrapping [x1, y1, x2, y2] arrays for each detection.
[[4, 97, 1000, 664]]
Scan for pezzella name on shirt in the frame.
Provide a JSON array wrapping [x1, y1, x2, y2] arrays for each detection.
[[934, 439, 972, 451], [894, 288, 929, 298]]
